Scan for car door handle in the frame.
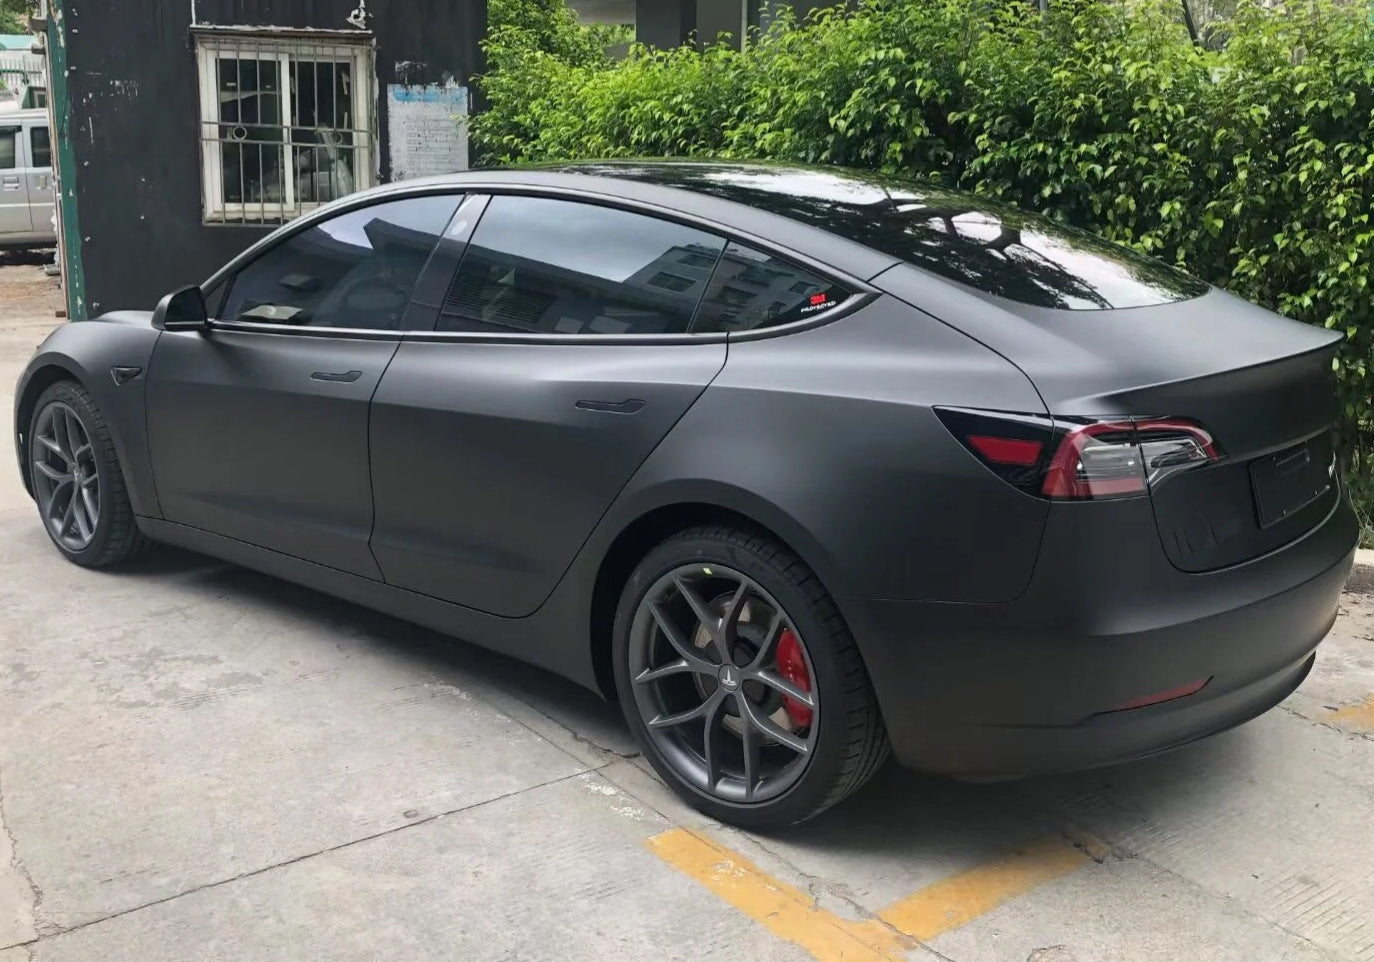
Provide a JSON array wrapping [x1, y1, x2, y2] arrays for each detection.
[[311, 369, 363, 383], [1, 177, 20, 191], [575, 398, 645, 415]]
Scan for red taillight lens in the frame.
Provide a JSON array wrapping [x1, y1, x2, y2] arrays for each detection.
[[1108, 677, 1210, 712], [1042, 419, 1218, 500], [936, 408, 1220, 501], [1041, 421, 1144, 499], [967, 435, 1043, 466]]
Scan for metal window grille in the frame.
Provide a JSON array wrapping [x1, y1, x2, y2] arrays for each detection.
[[195, 31, 375, 225]]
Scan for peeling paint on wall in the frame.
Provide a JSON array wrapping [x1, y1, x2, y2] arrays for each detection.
[[393, 59, 426, 85]]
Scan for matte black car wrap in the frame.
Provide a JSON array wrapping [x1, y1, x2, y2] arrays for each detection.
[[14, 161, 1358, 826]]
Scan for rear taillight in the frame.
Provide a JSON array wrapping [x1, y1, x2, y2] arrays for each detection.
[[936, 408, 1220, 501], [1040, 421, 1143, 499]]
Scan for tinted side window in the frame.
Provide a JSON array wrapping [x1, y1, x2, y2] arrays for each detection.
[[692, 243, 851, 333], [30, 126, 50, 168], [0, 130, 15, 170], [438, 196, 726, 335], [221, 195, 459, 329]]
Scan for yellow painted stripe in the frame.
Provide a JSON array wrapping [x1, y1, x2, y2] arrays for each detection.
[[877, 835, 1100, 941], [646, 827, 908, 961], [1329, 694, 1374, 730]]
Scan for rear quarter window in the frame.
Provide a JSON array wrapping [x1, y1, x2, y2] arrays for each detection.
[[692, 242, 852, 333]]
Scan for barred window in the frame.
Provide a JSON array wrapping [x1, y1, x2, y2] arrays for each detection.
[[195, 31, 375, 225]]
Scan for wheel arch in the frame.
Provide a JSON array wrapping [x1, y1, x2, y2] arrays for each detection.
[[15, 335, 162, 520], [14, 358, 88, 499], [585, 487, 846, 703]]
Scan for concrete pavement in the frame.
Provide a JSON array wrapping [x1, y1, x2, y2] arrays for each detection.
[[2, 284, 1374, 961]]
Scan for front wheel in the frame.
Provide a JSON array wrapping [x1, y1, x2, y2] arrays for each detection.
[[613, 525, 889, 829], [28, 380, 146, 567]]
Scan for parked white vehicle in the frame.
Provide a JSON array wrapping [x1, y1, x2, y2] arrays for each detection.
[[0, 107, 55, 249]]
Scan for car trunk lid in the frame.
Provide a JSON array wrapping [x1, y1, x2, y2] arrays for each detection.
[[875, 267, 1344, 571]]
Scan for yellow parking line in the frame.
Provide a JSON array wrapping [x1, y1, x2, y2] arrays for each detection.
[[646, 827, 908, 961], [647, 827, 1109, 960], [1328, 694, 1374, 730], [876, 835, 1103, 941]]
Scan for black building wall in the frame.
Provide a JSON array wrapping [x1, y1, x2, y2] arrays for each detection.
[[633, 0, 834, 49], [49, 0, 485, 318]]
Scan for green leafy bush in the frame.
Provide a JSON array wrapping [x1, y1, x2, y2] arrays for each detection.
[[472, 0, 1374, 543]]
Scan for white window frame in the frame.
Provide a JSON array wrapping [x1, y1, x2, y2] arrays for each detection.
[[195, 30, 376, 225]]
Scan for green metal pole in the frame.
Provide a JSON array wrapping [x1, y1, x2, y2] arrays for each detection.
[[45, 0, 86, 321]]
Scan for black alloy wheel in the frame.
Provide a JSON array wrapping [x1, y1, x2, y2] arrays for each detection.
[[29, 381, 146, 567], [628, 562, 820, 803], [614, 525, 889, 829], [31, 399, 101, 553]]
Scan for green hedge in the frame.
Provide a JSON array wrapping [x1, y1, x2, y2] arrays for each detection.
[[473, 0, 1374, 541]]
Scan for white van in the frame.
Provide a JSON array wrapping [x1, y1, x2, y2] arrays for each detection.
[[0, 107, 55, 249]]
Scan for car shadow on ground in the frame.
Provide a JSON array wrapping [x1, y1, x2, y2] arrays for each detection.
[[107, 544, 1265, 853]]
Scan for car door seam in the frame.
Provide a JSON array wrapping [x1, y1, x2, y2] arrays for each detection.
[[364, 339, 405, 580], [524, 338, 733, 615], [140, 330, 169, 518]]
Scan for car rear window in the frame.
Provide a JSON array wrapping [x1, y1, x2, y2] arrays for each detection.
[[561, 164, 1208, 311], [880, 190, 1208, 310]]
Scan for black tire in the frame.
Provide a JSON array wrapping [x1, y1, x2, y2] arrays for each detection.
[[613, 524, 889, 829], [28, 380, 147, 567]]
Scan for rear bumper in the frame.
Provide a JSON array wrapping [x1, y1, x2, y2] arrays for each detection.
[[842, 491, 1357, 777]]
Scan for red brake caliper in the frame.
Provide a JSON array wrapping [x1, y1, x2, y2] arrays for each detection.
[[775, 629, 814, 727]]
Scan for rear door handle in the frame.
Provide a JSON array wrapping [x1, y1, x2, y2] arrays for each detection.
[[576, 398, 645, 415], [311, 369, 363, 383]]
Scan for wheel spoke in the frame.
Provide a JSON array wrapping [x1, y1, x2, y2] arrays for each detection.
[[81, 486, 99, 529], [648, 690, 724, 730], [634, 658, 703, 685], [71, 494, 92, 542], [36, 434, 66, 461], [51, 411, 71, 460], [720, 581, 751, 650], [33, 460, 71, 484], [64, 412, 85, 457], [746, 610, 787, 670], [741, 707, 761, 800], [702, 694, 728, 789], [739, 696, 810, 755], [673, 573, 734, 664], [752, 668, 815, 708], [59, 488, 75, 531], [672, 574, 724, 649], [648, 600, 714, 673]]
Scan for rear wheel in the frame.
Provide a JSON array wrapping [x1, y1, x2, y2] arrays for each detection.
[[28, 380, 146, 567], [613, 525, 889, 829]]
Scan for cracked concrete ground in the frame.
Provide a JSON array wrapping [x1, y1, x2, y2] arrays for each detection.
[[3, 277, 1374, 961]]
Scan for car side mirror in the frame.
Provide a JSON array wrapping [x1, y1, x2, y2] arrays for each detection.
[[152, 285, 209, 332]]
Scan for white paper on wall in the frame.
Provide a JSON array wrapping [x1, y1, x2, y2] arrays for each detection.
[[387, 82, 469, 181]]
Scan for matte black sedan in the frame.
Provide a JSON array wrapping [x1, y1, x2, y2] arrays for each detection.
[[14, 162, 1357, 828]]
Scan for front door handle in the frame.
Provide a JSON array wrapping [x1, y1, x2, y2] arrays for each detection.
[[576, 398, 645, 415], [311, 369, 363, 383]]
